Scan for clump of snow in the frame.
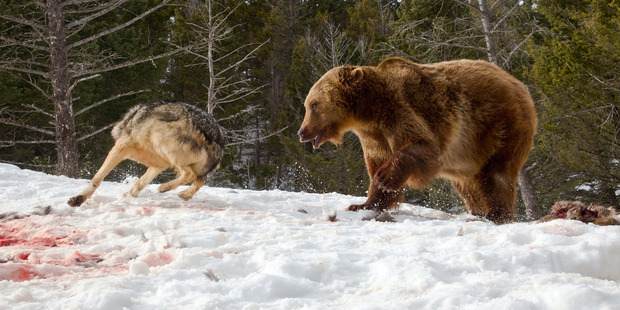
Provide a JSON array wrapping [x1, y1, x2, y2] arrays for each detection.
[[129, 261, 150, 275], [0, 163, 619, 309]]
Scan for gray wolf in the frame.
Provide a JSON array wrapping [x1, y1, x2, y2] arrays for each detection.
[[68, 102, 225, 207]]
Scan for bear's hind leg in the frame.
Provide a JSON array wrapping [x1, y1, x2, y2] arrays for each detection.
[[451, 170, 516, 224], [451, 179, 489, 218], [481, 172, 517, 224]]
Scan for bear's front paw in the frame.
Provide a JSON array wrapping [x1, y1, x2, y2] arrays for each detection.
[[375, 162, 406, 192], [346, 202, 384, 212], [345, 203, 368, 212]]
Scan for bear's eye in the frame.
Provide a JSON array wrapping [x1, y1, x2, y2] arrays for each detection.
[[310, 103, 318, 111]]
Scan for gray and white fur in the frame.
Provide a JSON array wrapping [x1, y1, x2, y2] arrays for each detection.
[[68, 102, 225, 207]]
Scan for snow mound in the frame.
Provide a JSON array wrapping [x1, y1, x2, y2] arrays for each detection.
[[0, 163, 619, 309]]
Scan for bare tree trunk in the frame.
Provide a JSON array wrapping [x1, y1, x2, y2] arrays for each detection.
[[478, 0, 498, 65], [48, 0, 79, 177], [205, 0, 216, 115]]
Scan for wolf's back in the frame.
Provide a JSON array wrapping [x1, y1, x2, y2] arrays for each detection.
[[181, 103, 226, 148], [112, 102, 225, 149]]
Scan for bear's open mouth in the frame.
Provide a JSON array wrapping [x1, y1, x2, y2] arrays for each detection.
[[312, 131, 323, 149]]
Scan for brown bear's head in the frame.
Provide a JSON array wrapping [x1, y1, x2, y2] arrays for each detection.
[[298, 66, 364, 149]]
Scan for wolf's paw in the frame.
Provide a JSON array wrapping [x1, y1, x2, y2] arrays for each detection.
[[67, 195, 84, 207], [177, 190, 194, 201], [158, 184, 172, 193], [123, 190, 139, 198]]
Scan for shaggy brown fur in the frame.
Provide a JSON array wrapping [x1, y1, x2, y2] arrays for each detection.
[[68, 102, 225, 207], [298, 57, 537, 224], [539, 201, 619, 226]]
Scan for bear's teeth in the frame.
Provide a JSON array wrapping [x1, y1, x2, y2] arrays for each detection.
[[312, 131, 323, 149]]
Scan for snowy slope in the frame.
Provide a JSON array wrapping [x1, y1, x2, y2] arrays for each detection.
[[1, 163, 619, 309]]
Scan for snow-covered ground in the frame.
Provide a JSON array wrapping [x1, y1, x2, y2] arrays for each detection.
[[1, 163, 620, 309]]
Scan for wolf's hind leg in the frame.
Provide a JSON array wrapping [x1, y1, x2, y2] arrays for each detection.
[[178, 176, 205, 200], [158, 167, 195, 193], [126, 166, 165, 197]]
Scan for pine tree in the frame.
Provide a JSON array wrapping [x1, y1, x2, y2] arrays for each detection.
[[0, 0, 179, 177], [528, 0, 619, 206]]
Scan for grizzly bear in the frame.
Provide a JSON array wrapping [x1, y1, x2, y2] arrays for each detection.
[[297, 57, 537, 224]]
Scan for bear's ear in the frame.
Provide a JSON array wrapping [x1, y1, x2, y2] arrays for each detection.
[[338, 66, 365, 86], [351, 67, 364, 82], [341, 67, 364, 85]]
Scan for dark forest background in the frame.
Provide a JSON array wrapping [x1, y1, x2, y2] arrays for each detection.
[[1, 0, 618, 219]]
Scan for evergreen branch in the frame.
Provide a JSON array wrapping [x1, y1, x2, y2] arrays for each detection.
[[503, 30, 535, 65], [210, 42, 257, 67], [62, 0, 101, 6], [414, 39, 488, 53], [75, 89, 150, 116], [0, 35, 50, 52], [0, 14, 46, 30], [66, 0, 128, 29], [77, 122, 115, 142], [21, 74, 53, 100], [216, 105, 259, 122], [0, 63, 49, 78], [214, 85, 264, 106], [225, 126, 289, 147], [68, 74, 100, 93], [490, 0, 510, 11], [72, 47, 182, 77], [0, 117, 55, 136], [491, 0, 521, 33], [3, 59, 50, 69], [20, 103, 53, 117], [541, 105, 616, 124], [586, 70, 620, 92], [214, 40, 268, 77], [452, 0, 481, 13], [67, 0, 171, 49], [66, 18, 89, 39], [31, 0, 46, 8]]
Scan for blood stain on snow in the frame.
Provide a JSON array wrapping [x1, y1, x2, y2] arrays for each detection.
[[0, 218, 87, 249], [0, 237, 19, 247], [13, 266, 41, 282], [140, 251, 175, 267], [135, 207, 155, 216], [0, 218, 135, 283], [0, 218, 124, 282], [0, 264, 43, 282], [67, 251, 101, 264]]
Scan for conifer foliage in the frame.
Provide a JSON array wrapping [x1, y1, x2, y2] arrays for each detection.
[[1, 0, 618, 216]]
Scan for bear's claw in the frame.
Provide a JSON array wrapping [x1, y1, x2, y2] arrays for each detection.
[[345, 204, 364, 212]]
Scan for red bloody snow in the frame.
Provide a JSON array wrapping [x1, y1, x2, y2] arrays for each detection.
[[139, 251, 175, 267], [5, 264, 41, 282], [0, 218, 87, 249], [0, 218, 127, 282]]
